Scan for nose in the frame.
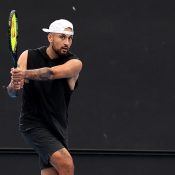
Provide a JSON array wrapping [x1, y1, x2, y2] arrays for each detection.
[[64, 38, 70, 46]]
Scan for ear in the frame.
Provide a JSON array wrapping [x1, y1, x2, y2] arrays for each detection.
[[48, 33, 53, 42]]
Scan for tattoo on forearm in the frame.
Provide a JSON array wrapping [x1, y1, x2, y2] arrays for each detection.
[[38, 68, 53, 80], [25, 67, 53, 80]]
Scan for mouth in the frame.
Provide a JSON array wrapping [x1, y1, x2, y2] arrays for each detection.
[[62, 47, 69, 50], [61, 47, 69, 53]]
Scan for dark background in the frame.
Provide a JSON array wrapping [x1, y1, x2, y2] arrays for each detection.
[[1, 0, 175, 151]]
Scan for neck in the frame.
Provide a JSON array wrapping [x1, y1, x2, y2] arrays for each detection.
[[46, 46, 59, 59]]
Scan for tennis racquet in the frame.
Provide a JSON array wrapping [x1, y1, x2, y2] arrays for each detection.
[[8, 10, 18, 68]]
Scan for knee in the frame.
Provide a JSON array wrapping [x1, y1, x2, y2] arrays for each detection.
[[59, 156, 74, 172], [50, 149, 74, 172]]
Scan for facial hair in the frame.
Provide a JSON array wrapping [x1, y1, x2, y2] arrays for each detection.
[[52, 44, 69, 56]]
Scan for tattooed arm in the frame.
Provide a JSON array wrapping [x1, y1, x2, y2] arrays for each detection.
[[24, 67, 53, 80], [23, 59, 82, 81], [7, 49, 82, 97]]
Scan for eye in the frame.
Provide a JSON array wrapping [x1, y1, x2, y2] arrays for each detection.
[[68, 36, 73, 41], [59, 34, 66, 39]]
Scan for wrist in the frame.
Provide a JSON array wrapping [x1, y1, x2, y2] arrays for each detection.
[[23, 70, 28, 79]]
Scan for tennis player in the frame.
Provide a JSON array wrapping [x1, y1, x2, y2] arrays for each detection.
[[7, 19, 82, 175]]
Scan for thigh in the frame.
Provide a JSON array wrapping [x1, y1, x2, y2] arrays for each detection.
[[21, 127, 65, 169]]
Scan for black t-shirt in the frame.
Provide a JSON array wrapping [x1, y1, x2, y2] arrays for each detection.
[[19, 46, 78, 143]]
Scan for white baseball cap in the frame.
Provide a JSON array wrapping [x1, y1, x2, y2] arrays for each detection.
[[42, 19, 74, 35]]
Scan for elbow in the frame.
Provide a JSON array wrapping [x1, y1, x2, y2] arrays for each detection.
[[50, 59, 83, 79]]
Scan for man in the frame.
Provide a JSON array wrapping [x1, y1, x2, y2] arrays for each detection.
[[7, 19, 82, 175]]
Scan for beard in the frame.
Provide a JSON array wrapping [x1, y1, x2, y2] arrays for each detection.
[[52, 44, 69, 56]]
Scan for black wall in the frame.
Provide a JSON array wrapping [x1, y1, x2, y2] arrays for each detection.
[[1, 0, 175, 152], [1, 152, 175, 175]]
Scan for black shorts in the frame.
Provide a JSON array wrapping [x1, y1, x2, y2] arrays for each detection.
[[21, 127, 66, 170]]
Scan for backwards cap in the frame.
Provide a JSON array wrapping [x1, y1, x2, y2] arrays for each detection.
[[42, 19, 74, 35]]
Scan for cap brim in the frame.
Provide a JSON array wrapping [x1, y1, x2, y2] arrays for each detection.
[[42, 28, 74, 35], [42, 28, 50, 32]]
